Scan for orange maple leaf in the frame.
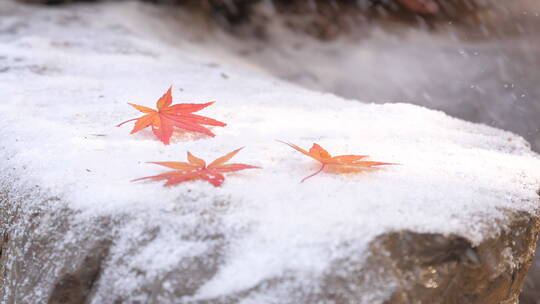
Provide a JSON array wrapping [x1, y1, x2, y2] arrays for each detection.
[[117, 86, 226, 145], [279, 141, 397, 183], [133, 148, 259, 187]]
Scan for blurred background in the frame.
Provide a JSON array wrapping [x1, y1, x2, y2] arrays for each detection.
[[9, 0, 540, 302]]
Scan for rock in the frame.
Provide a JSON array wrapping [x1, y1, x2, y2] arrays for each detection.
[[522, 208, 540, 304], [369, 211, 539, 304], [1, 1, 540, 303]]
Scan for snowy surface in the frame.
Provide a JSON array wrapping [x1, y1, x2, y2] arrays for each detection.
[[0, 1, 540, 302]]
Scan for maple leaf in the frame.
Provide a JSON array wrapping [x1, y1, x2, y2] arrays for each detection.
[[133, 148, 259, 187], [117, 87, 226, 145], [279, 140, 397, 183]]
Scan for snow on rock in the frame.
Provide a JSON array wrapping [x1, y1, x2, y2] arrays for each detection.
[[0, 1, 539, 303]]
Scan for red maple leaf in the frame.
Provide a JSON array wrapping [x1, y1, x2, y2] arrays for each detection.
[[133, 148, 259, 187], [117, 87, 226, 145], [279, 141, 397, 183]]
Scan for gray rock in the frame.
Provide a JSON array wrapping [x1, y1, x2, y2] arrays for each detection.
[[1, 1, 539, 303], [1, 191, 538, 303]]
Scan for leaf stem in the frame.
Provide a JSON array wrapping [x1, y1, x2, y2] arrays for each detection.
[[116, 118, 138, 127], [301, 163, 326, 183]]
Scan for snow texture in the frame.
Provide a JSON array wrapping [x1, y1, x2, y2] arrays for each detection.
[[0, 1, 539, 303]]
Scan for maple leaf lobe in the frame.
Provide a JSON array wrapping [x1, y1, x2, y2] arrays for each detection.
[[187, 151, 206, 168], [156, 86, 173, 109]]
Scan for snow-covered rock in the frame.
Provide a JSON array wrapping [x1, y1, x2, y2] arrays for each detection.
[[1, 1, 539, 303]]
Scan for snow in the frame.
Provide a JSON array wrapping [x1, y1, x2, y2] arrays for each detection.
[[0, 1, 539, 303]]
